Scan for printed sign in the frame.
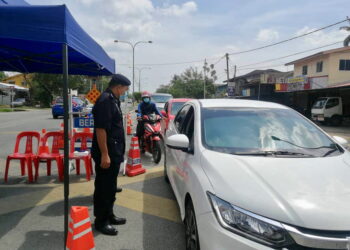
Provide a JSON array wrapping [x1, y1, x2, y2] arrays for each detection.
[[74, 117, 94, 128]]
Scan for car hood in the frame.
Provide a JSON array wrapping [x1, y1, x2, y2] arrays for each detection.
[[201, 149, 350, 230]]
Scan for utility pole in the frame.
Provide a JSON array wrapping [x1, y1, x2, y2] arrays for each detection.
[[203, 59, 207, 99], [233, 65, 237, 96], [225, 53, 230, 83]]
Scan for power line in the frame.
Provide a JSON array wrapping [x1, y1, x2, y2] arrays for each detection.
[[212, 55, 226, 65], [236, 41, 342, 69], [228, 18, 349, 56], [137, 55, 223, 66], [127, 18, 349, 67], [236, 63, 288, 71]]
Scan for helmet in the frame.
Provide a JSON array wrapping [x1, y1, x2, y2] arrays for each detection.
[[141, 91, 151, 98]]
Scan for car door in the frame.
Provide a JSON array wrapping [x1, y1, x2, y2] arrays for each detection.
[[162, 101, 170, 134], [169, 105, 196, 202], [166, 104, 191, 198]]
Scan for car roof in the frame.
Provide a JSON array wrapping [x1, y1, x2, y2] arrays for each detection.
[[169, 98, 192, 103], [196, 99, 289, 109], [151, 93, 172, 96]]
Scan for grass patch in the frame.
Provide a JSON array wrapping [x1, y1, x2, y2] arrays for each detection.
[[0, 108, 27, 112], [0, 108, 12, 112]]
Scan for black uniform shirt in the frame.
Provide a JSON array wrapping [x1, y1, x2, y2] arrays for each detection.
[[91, 88, 125, 163]]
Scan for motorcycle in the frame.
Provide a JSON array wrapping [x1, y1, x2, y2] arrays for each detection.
[[138, 113, 162, 164]]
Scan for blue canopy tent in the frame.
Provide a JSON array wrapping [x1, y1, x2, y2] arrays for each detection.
[[0, 4, 115, 246]]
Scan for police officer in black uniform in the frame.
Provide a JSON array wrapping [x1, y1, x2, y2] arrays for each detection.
[[91, 74, 130, 235]]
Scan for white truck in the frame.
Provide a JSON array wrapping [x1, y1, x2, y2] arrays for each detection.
[[311, 97, 350, 126]]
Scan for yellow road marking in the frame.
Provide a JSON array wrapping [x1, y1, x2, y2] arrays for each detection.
[[1, 166, 164, 188], [0, 167, 181, 223]]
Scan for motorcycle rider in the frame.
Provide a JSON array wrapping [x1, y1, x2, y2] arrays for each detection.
[[136, 91, 162, 146]]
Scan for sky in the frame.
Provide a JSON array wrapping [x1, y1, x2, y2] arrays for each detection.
[[27, 0, 350, 92]]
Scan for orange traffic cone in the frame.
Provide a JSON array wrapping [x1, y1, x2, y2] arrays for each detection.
[[66, 206, 95, 250], [128, 114, 133, 126], [126, 137, 146, 177], [127, 123, 132, 135]]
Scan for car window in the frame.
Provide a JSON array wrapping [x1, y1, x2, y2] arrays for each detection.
[[201, 107, 342, 157], [56, 98, 63, 104], [325, 98, 339, 109], [181, 106, 195, 151], [171, 102, 186, 115], [151, 95, 172, 103], [174, 105, 190, 132], [312, 98, 327, 109]]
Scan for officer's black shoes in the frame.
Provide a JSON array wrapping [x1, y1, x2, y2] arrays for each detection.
[[94, 221, 118, 236], [116, 187, 123, 193], [109, 215, 127, 225]]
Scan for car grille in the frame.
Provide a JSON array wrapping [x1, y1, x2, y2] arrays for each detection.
[[283, 225, 350, 250]]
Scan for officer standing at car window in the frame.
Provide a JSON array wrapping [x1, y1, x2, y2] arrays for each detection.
[[91, 74, 130, 235]]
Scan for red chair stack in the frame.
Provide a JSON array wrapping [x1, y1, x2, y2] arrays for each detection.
[[70, 132, 93, 181], [33, 131, 64, 182], [4, 131, 41, 183]]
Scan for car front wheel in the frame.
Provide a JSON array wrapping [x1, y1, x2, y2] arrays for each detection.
[[185, 199, 200, 250], [164, 147, 169, 183]]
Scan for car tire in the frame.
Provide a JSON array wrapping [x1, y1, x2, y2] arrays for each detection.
[[53, 115, 58, 119], [185, 199, 200, 250], [164, 146, 169, 183]]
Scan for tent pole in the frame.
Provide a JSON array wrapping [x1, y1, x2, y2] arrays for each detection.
[[62, 43, 70, 248]]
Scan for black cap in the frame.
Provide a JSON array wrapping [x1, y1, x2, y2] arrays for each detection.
[[109, 74, 131, 87]]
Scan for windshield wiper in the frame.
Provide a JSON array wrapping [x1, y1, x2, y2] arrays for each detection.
[[271, 136, 337, 150], [323, 148, 339, 157], [233, 151, 313, 157]]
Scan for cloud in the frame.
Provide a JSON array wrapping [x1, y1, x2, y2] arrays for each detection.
[[113, 0, 154, 18], [159, 1, 197, 17], [295, 26, 347, 46], [256, 29, 279, 42]]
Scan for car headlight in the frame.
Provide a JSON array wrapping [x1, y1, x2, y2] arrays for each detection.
[[207, 192, 294, 248]]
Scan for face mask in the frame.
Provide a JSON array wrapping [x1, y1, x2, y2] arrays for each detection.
[[143, 98, 150, 103]]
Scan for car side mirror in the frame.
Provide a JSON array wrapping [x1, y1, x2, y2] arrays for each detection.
[[333, 136, 348, 148], [161, 110, 167, 117], [166, 134, 189, 152]]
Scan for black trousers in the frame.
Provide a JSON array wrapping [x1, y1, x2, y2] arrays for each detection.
[[93, 157, 121, 223], [136, 121, 144, 138]]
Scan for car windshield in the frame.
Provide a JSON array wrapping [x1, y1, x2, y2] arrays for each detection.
[[171, 102, 186, 115], [73, 98, 84, 105], [201, 107, 342, 157], [55, 98, 63, 104], [312, 98, 328, 109], [152, 95, 172, 103]]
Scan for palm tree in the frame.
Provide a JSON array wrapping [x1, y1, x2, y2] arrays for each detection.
[[340, 17, 350, 46]]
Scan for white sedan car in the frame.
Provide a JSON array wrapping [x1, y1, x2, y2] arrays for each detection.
[[164, 99, 350, 250]]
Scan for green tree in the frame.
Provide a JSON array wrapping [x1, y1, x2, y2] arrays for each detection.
[[31, 73, 86, 107], [156, 84, 170, 94], [133, 92, 142, 102], [0, 71, 7, 81], [157, 63, 218, 99]]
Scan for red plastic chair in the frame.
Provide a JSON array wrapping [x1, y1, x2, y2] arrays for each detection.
[[33, 131, 64, 182], [4, 131, 41, 183], [70, 132, 93, 181]]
